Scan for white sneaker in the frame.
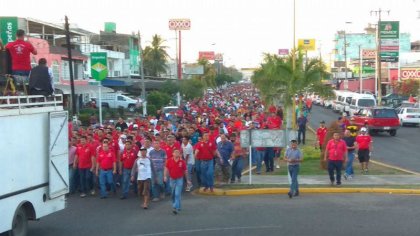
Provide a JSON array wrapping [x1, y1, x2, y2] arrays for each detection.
[[276, 165, 280, 169]]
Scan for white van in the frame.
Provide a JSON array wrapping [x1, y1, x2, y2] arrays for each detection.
[[336, 91, 356, 115], [349, 93, 377, 116], [332, 90, 343, 112]]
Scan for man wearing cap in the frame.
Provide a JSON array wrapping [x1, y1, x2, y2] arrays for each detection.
[[324, 132, 348, 186], [355, 127, 373, 174], [284, 140, 303, 198], [120, 140, 137, 199], [96, 142, 117, 199], [316, 121, 328, 151], [131, 147, 155, 209]]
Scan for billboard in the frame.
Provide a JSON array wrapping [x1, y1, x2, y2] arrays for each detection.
[[169, 19, 191, 30], [198, 51, 215, 60], [298, 39, 315, 51], [91, 52, 108, 81], [362, 49, 376, 59], [400, 68, 420, 80], [278, 49, 289, 55], [380, 21, 399, 62], [183, 64, 204, 75], [0, 17, 18, 44]]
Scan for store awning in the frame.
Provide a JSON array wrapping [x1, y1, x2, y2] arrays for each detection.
[[101, 78, 133, 87], [55, 84, 114, 95]]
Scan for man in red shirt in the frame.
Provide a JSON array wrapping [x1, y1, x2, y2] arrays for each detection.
[[324, 132, 348, 186], [119, 140, 138, 199], [164, 149, 189, 215], [5, 29, 37, 84], [96, 142, 117, 199], [194, 133, 217, 192], [355, 127, 373, 174], [73, 136, 95, 197], [316, 121, 328, 151], [163, 135, 181, 160]]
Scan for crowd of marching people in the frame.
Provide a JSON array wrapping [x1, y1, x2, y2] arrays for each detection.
[[68, 84, 287, 212]]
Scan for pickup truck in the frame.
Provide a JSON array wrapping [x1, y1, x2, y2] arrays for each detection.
[[99, 93, 141, 112], [352, 107, 400, 136]]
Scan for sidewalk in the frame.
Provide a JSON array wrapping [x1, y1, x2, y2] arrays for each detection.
[[241, 174, 420, 186], [197, 175, 420, 196]]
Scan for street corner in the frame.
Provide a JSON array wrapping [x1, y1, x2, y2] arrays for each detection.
[[196, 187, 420, 196]]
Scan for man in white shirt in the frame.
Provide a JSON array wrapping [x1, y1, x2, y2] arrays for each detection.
[[181, 137, 194, 191], [131, 148, 155, 209]]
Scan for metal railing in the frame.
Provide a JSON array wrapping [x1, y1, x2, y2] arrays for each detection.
[[0, 94, 64, 110]]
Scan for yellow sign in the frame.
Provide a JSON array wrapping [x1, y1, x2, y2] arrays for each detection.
[[298, 39, 316, 51]]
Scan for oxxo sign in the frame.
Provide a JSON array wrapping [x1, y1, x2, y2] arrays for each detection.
[[0, 17, 18, 44], [400, 68, 420, 80]]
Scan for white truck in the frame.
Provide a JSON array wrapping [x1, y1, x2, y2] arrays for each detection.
[[0, 95, 69, 236], [99, 93, 140, 112]]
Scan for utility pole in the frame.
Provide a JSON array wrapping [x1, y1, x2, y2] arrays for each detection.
[[371, 8, 390, 105], [138, 31, 147, 116], [359, 45, 363, 93], [344, 32, 348, 82], [64, 15, 76, 117]]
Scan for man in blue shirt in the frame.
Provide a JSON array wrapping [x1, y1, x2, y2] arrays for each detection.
[[216, 134, 234, 185], [297, 114, 308, 145], [284, 140, 303, 198]]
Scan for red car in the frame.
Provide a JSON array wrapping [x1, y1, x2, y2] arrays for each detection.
[[351, 107, 400, 136]]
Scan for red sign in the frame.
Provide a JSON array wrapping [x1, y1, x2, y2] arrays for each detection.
[[198, 51, 215, 60], [362, 49, 376, 59], [278, 49, 289, 55], [400, 68, 420, 80], [169, 19, 191, 30], [380, 46, 399, 51], [389, 69, 399, 82]]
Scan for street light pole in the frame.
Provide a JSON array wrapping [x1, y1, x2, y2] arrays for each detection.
[[138, 31, 147, 116]]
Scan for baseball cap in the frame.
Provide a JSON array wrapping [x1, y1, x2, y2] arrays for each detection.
[[320, 120, 325, 124], [120, 134, 127, 139], [133, 124, 139, 129], [360, 127, 367, 132]]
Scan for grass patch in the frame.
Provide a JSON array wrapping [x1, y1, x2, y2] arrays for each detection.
[[252, 129, 410, 175]]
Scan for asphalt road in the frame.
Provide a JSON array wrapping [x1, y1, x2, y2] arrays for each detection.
[[308, 105, 420, 172], [27, 194, 420, 236]]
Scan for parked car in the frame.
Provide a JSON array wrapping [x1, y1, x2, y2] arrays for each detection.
[[381, 93, 409, 108], [352, 107, 400, 136], [396, 107, 420, 127], [348, 93, 377, 116], [99, 93, 141, 112], [335, 91, 355, 115], [162, 106, 179, 117]]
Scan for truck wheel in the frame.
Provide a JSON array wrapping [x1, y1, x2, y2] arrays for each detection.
[[128, 105, 135, 112], [9, 208, 28, 236], [389, 130, 397, 136]]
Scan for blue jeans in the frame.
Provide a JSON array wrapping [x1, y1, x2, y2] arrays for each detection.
[[255, 151, 265, 174], [69, 167, 79, 194], [187, 163, 194, 183], [79, 168, 92, 194], [152, 170, 165, 198], [251, 148, 257, 165], [328, 160, 343, 184], [231, 157, 244, 181], [264, 148, 274, 171], [200, 159, 214, 188], [195, 160, 202, 186], [345, 152, 355, 176], [99, 169, 114, 197], [298, 128, 306, 145], [121, 168, 134, 197], [288, 165, 300, 194], [170, 178, 184, 210]]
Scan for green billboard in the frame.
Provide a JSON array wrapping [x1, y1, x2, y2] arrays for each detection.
[[0, 17, 18, 45], [380, 21, 399, 62], [91, 52, 108, 81]]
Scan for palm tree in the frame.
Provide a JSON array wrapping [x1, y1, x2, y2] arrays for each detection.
[[252, 49, 333, 130], [143, 34, 170, 77]]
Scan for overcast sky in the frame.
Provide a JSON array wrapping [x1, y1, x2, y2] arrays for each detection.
[[2, 0, 419, 68]]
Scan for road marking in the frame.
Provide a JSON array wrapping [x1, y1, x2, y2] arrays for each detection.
[[137, 226, 283, 236], [307, 125, 420, 175]]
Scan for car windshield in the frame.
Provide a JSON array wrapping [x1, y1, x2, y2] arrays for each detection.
[[373, 109, 397, 118], [163, 107, 178, 114], [407, 108, 420, 113], [358, 99, 375, 107]]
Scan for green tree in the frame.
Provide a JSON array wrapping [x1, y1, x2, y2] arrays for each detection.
[[215, 73, 235, 89], [161, 80, 181, 96], [147, 91, 171, 110], [252, 49, 333, 129], [181, 79, 205, 100], [194, 59, 217, 88], [143, 34, 170, 77]]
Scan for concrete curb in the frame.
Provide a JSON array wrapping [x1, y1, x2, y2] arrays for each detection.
[[197, 187, 420, 196]]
